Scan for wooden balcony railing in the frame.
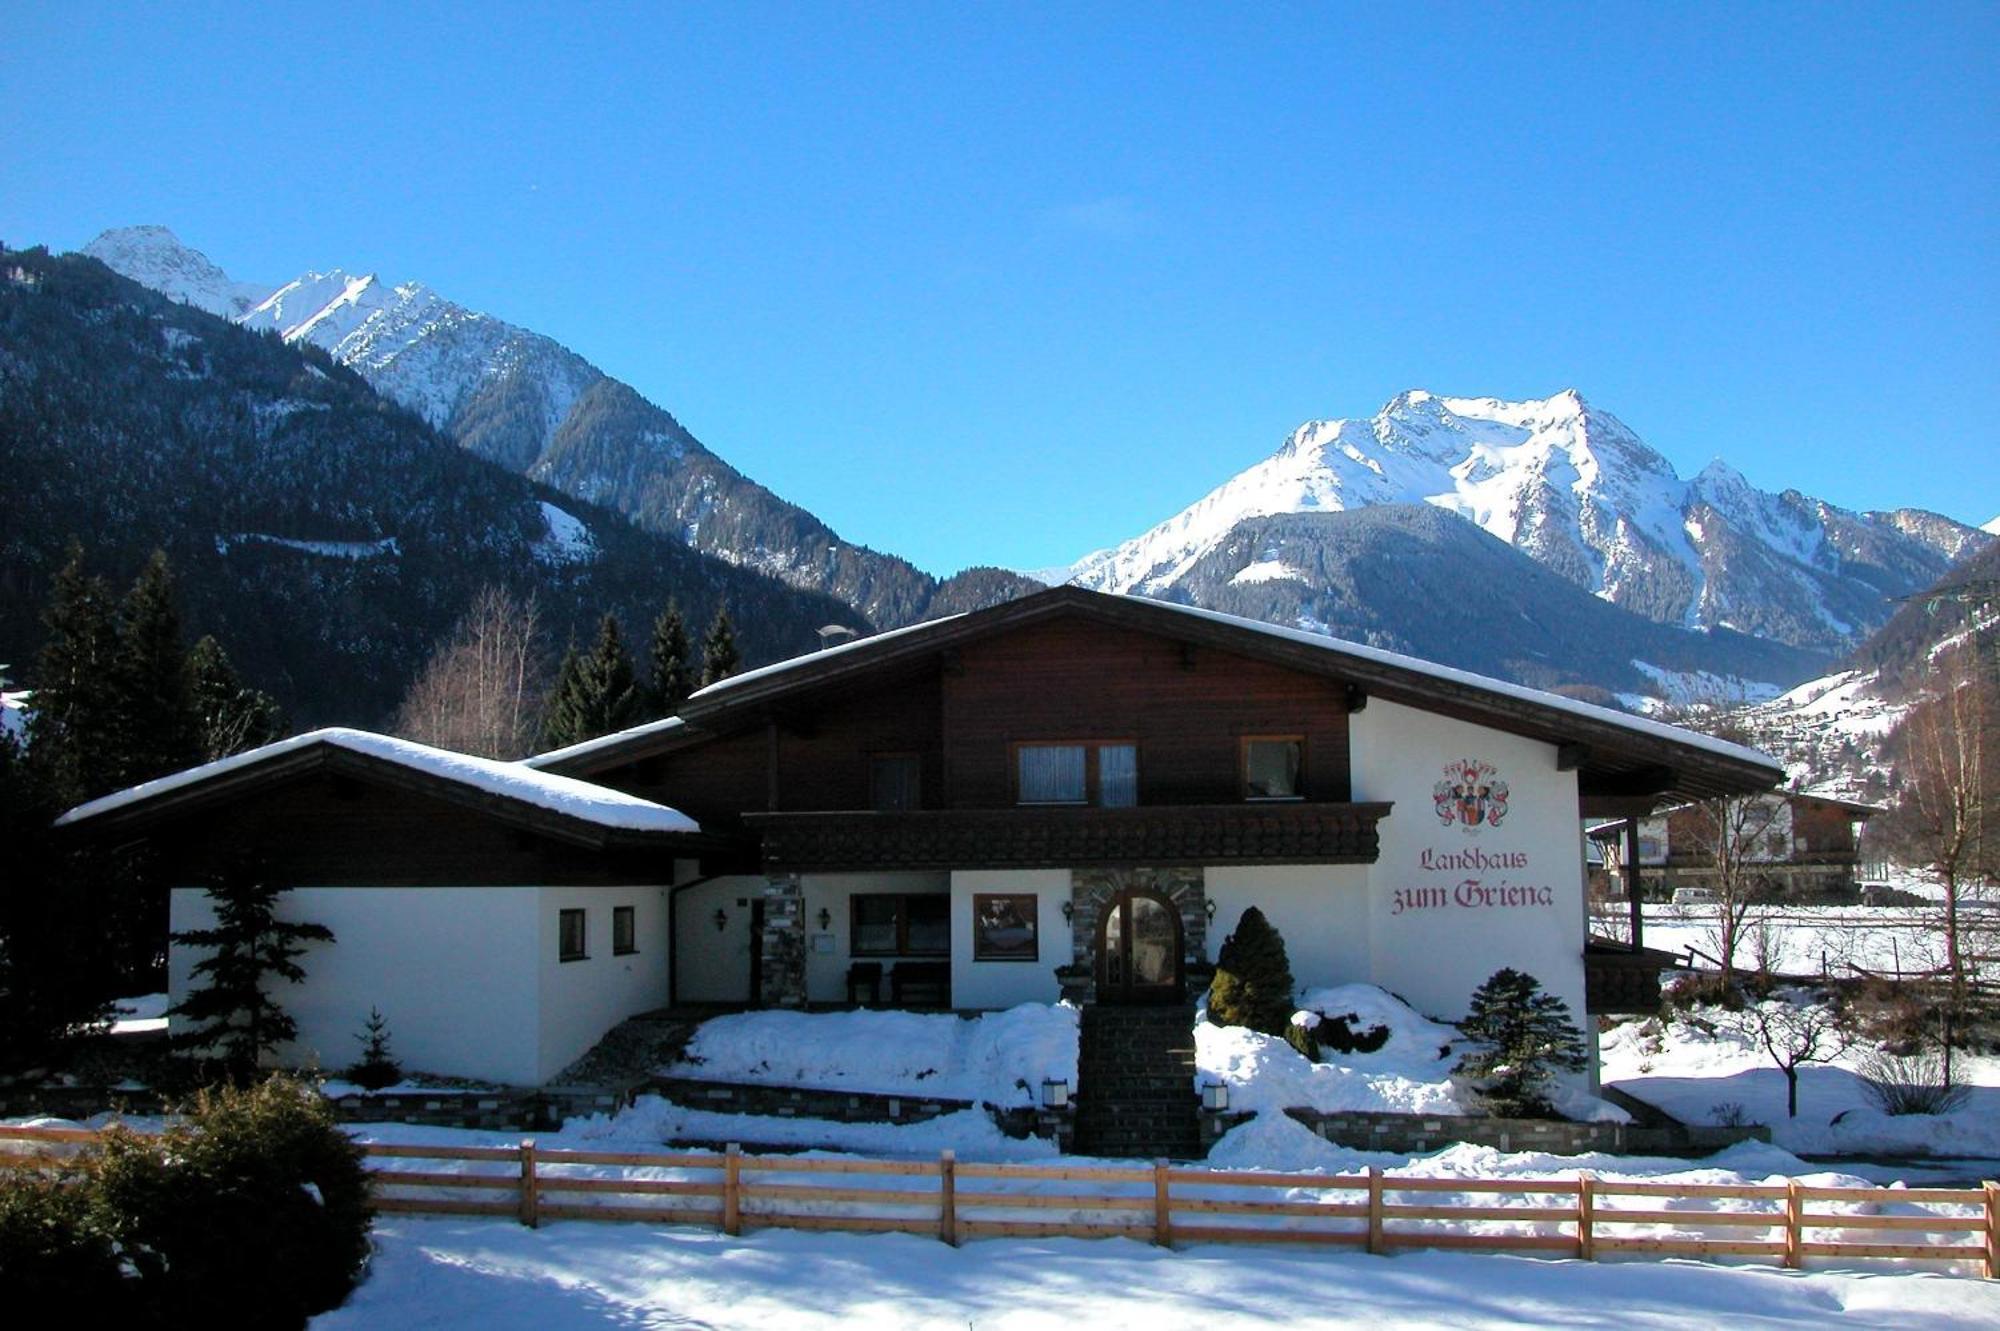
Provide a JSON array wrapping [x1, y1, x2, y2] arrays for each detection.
[[742, 802, 1393, 873]]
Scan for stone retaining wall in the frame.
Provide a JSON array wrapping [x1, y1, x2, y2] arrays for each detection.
[[0, 1083, 634, 1133], [1200, 1106, 1769, 1156], [645, 1074, 1074, 1148]]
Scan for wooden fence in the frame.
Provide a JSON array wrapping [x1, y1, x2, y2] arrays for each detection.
[[3, 1125, 1994, 1276]]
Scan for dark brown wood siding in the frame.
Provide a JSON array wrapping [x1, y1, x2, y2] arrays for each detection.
[[612, 671, 945, 824], [939, 619, 1351, 807], [148, 775, 672, 887], [590, 615, 1354, 815]]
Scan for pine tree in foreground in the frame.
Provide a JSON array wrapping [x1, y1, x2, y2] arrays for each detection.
[[647, 600, 695, 717], [110, 550, 202, 788], [701, 605, 741, 687], [1207, 906, 1297, 1036], [538, 614, 644, 751], [190, 635, 283, 761], [1452, 967, 1588, 1118], [168, 862, 334, 1080]]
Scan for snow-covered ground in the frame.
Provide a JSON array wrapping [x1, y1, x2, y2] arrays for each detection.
[[1638, 903, 1994, 981], [667, 1003, 1078, 1109], [1196, 984, 1626, 1123], [315, 1215, 2000, 1330], [1602, 1006, 2000, 1159]]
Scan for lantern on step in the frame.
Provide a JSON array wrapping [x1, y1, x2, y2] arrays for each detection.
[[1201, 1081, 1229, 1112], [1040, 1077, 1070, 1110]]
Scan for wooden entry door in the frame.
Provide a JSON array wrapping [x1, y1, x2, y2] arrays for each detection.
[[1096, 890, 1183, 1004], [747, 899, 765, 1006]]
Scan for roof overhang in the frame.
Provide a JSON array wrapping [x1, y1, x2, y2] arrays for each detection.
[[533, 587, 1786, 809]]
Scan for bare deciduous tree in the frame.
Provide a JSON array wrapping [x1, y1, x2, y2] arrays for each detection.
[[394, 586, 551, 759], [1886, 641, 1996, 1002], [1682, 795, 1786, 984], [1730, 986, 1854, 1119]]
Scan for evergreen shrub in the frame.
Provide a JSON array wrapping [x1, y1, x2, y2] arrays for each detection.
[[1207, 907, 1297, 1036], [0, 1075, 373, 1329], [1452, 968, 1588, 1119]]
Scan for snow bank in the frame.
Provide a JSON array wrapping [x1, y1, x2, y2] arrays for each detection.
[[669, 1004, 1079, 1109], [1603, 1008, 2000, 1157], [1196, 983, 1466, 1115]]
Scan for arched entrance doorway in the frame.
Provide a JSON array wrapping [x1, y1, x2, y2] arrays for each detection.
[[1096, 889, 1184, 1004]]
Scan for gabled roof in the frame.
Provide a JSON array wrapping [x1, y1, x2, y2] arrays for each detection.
[[529, 586, 1785, 807], [60, 727, 705, 849]]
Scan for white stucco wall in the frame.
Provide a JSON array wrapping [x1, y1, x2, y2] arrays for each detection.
[[800, 871, 949, 1004], [672, 875, 762, 1004], [1204, 864, 1372, 990], [535, 885, 672, 1083], [1351, 698, 1588, 1023], [168, 885, 542, 1087], [949, 868, 1068, 1009]]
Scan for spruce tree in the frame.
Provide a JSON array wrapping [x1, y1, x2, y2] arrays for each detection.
[[1206, 906, 1297, 1035], [168, 862, 334, 1080], [646, 601, 695, 716], [538, 615, 644, 751], [701, 605, 742, 687], [1452, 968, 1589, 1118], [189, 635, 283, 760], [111, 550, 203, 786], [26, 543, 125, 805]]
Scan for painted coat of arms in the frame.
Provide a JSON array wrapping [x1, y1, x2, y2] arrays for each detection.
[[1434, 759, 1509, 829]]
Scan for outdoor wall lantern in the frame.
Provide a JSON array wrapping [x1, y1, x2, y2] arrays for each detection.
[[1059, 900, 1075, 923], [713, 908, 728, 932], [1040, 1078, 1070, 1110], [1201, 1081, 1229, 1112], [1203, 898, 1217, 922], [817, 907, 832, 931]]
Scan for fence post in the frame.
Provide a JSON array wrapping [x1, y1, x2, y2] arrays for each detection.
[[1576, 1172, 1594, 1261], [1784, 1179, 1803, 1269], [940, 1149, 958, 1247], [1985, 1181, 1998, 1280], [1366, 1166, 1384, 1256], [723, 1143, 742, 1237], [518, 1139, 539, 1228], [1153, 1159, 1172, 1248]]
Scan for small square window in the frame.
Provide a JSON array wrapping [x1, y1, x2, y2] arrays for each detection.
[[1243, 737, 1303, 800], [613, 905, 637, 955], [559, 908, 587, 962]]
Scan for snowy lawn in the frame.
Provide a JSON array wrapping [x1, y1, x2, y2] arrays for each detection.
[[314, 1217, 2000, 1330], [1602, 1008, 2000, 1158], [1196, 983, 1623, 1121], [1639, 903, 1994, 981], [667, 1003, 1079, 1108]]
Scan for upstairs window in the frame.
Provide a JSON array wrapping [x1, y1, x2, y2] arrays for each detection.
[[1016, 742, 1138, 806], [1242, 736, 1303, 800], [559, 908, 587, 962], [870, 753, 922, 811]]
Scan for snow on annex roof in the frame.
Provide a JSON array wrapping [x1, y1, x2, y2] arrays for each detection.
[[59, 727, 700, 834], [659, 590, 1779, 775]]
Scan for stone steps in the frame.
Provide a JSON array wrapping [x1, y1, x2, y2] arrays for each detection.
[[1073, 1004, 1203, 1160]]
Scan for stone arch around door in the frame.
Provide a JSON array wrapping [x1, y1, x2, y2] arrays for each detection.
[[1068, 868, 1206, 1005]]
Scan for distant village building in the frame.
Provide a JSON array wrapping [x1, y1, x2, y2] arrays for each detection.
[[60, 587, 1784, 1088], [1589, 792, 1880, 905]]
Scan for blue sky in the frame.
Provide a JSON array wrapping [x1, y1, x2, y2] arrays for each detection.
[[5, 3, 1995, 576]]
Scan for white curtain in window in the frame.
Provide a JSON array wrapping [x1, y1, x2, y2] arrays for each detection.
[[1098, 744, 1137, 806], [1020, 744, 1086, 802]]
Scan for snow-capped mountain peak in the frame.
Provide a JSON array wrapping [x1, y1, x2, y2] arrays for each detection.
[[1066, 389, 1982, 658], [81, 226, 273, 319]]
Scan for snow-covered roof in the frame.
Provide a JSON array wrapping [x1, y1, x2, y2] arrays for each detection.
[[59, 727, 700, 835], [1140, 598, 1781, 772], [688, 611, 968, 704], [681, 589, 1779, 774], [524, 715, 690, 771]]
